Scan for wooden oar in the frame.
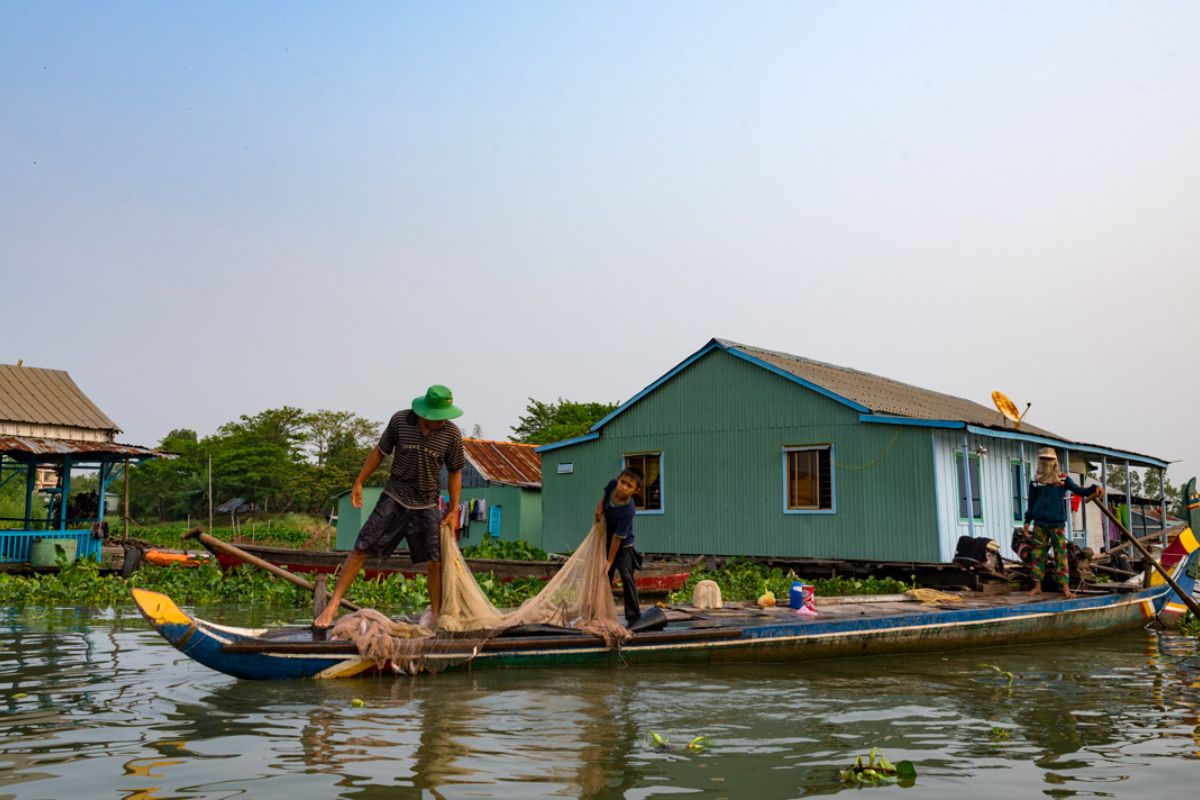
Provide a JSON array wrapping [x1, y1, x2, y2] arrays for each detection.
[[1089, 497, 1200, 618], [183, 527, 360, 612]]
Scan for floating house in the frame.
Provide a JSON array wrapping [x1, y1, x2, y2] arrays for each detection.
[[536, 339, 1170, 561], [449, 438, 543, 547], [0, 363, 159, 563], [335, 438, 543, 549]]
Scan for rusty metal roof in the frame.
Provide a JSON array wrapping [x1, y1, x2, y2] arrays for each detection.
[[0, 364, 120, 435], [720, 340, 1061, 437], [0, 436, 162, 460], [463, 439, 541, 488]]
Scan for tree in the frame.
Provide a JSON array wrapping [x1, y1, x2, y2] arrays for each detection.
[[509, 398, 619, 445], [304, 410, 379, 467]]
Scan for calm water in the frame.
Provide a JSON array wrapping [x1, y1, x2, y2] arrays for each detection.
[[1, 607, 1198, 799]]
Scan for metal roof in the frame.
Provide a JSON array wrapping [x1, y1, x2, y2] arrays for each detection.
[[0, 435, 162, 460], [541, 338, 1167, 467], [463, 439, 541, 488], [0, 364, 120, 435], [719, 339, 1060, 437]]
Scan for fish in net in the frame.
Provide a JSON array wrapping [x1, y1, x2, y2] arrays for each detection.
[[330, 518, 632, 674]]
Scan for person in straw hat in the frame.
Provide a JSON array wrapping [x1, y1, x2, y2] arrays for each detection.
[[1022, 446, 1103, 598], [313, 385, 465, 634]]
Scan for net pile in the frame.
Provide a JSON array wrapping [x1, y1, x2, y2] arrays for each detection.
[[331, 519, 632, 673]]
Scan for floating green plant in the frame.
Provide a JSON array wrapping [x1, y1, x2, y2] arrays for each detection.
[[838, 748, 916, 786], [978, 663, 1014, 685]]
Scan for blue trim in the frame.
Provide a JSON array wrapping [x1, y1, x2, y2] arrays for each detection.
[[859, 415, 966, 429], [781, 445, 836, 515], [724, 349, 870, 413], [962, 425, 1168, 469], [535, 432, 600, 453], [589, 342, 724, 432]]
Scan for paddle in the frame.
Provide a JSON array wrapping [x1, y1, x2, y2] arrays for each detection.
[[1089, 497, 1200, 618], [182, 527, 361, 612]]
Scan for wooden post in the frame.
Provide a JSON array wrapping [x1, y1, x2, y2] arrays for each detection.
[[121, 455, 130, 537], [60, 457, 72, 531], [24, 462, 35, 529], [208, 455, 214, 535]]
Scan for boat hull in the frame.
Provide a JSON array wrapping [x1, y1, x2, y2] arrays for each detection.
[[135, 525, 1198, 681]]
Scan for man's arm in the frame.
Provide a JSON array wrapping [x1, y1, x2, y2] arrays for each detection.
[[351, 447, 385, 508], [1063, 475, 1101, 498], [445, 469, 462, 529]]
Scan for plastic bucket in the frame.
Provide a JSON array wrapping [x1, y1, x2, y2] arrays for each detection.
[[790, 580, 815, 611], [31, 538, 78, 567]]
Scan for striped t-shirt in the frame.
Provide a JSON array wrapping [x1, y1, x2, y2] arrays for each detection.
[[378, 410, 465, 509]]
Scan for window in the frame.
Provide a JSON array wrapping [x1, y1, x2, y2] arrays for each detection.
[[623, 452, 662, 512], [784, 446, 834, 512], [1010, 460, 1030, 522], [956, 452, 983, 521]]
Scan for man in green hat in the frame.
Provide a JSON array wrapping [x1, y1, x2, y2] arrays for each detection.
[[313, 385, 465, 634]]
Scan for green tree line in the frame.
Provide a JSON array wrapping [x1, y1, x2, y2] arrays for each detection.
[[118, 408, 382, 521], [113, 397, 616, 523]]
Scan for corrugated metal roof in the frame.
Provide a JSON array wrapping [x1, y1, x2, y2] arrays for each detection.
[[463, 439, 541, 488], [719, 339, 1061, 437], [0, 364, 120, 435], [0, 436, 161, 459]]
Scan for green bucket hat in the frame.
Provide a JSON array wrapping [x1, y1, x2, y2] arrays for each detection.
[[412, 385, 463, 421]]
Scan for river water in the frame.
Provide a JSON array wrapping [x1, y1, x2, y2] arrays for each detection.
[[1, 606, 1198, 799]]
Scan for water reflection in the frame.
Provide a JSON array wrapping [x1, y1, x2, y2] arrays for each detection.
[[1, 607, 1198, 799]]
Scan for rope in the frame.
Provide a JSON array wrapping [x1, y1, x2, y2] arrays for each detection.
[[906, 588, 963, 605], [835, 431, 901, 472]]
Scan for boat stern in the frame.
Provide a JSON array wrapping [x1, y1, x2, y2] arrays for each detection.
[[1153, 526, 1200, 624]]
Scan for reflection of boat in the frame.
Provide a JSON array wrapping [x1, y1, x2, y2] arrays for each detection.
[[200, 541, 695, 595], [133, 527, 1198, 681]]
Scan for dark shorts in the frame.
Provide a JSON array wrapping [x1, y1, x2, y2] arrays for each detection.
[[354, 494, 441, 563]]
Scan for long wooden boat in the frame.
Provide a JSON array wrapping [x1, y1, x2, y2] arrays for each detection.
[[202, 541, 695, 594], [134, 526, 1199, 681]]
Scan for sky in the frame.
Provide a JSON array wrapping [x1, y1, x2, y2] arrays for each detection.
[[2, 2, 1198, 480]]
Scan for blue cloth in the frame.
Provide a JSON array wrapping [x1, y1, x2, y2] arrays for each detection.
[[1024, 477, 1098, 526], [603, 479, 636, 549]]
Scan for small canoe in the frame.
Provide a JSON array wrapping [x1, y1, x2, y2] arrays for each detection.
[[142, 549, 207, 568], [202, 541, 695, 595], [133, 526, 1199, 681]]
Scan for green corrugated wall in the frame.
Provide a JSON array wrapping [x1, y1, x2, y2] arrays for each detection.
[[540, 349, 939, 559]]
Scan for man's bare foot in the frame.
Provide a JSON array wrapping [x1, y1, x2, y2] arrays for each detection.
[[1026, 586, 1042, 596]]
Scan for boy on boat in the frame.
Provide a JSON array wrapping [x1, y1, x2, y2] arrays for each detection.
[[595, 467, 645, 626], [1023, 446, 1103, 599], [312, 385, 465, 634]]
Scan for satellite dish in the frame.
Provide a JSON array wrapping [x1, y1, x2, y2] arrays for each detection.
[[992, 391, 1031, 430]]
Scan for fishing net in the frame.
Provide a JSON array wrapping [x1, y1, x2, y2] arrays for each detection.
[[331, 518, 631, 673]]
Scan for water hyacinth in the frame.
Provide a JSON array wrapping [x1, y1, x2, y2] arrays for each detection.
[[0, 557, 545, 613]]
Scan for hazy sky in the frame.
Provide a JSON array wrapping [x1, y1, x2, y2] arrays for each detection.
[[3, 2, 1198, 479]]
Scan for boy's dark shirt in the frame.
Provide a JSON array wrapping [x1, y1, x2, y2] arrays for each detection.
[[603, 479, 636, 549], [1024, 476, 1098, 526]]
